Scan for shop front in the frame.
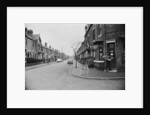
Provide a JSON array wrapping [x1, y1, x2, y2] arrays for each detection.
[[92, 41, 104, 69], [106, 40, 116, 70]]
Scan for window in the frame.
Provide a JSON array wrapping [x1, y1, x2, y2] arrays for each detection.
[[99, 44, 103, 60], [98, 25, 101, 35], [32, 42, 34, 48], [93, 29, 95, 40], [94, 51, 95, 58]]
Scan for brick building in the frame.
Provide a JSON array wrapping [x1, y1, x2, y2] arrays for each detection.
[[33, 34, 44, 59], [76, 24, 125, 72], [25, 27, 68, 64], [25, 28, 38, 59], [25, 27, 52, 63]]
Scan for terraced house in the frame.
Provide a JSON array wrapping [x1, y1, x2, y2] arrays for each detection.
[[25, 27, 53, 64], [25, 28, 38, 59], [76, 24, 125, 72]]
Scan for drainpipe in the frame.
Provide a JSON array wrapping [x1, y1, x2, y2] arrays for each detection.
[[104, 24, 107, 72], [115, 24, 118, 71]]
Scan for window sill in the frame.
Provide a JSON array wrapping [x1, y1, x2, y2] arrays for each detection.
[[93, 60, 104, 63]]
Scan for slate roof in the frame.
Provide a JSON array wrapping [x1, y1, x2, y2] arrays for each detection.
[[25, 31, 35, 41], [33, 34, 42, 43]]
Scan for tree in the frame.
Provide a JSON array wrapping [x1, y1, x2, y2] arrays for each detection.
[[71, 42, 82, 68]]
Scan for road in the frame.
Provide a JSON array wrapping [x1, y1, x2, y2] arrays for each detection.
[[25, 60, 125, 90]]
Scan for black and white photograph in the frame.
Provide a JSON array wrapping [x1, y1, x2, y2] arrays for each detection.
[[25, 23, 125, 90]]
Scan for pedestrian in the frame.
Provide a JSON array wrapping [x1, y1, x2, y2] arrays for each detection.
[[107, 56, 111, 71], [103, 54, 112, 72]]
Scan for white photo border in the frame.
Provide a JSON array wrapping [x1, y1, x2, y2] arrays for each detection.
[[7, 7, 143, 108]]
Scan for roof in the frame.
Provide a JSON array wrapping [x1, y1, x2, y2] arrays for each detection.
[[33, 34, 42, 43], [25, 32, 35, 41]]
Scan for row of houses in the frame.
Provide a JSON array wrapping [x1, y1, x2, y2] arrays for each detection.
[[25, 27, 66, 63], [76, 24, 125, 71]]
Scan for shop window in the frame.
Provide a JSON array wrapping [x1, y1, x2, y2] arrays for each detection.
[[107, 43, 115, 55], [100, 53, 103, 58], [94, 51, 95, 58], [99, 49, 103, 60], [99, 44, 103, 60], [95, 50, 99, 60]]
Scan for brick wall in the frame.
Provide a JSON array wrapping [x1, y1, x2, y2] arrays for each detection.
[[116, 37, 125, 71]]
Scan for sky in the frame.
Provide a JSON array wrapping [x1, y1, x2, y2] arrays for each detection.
[[25, 23, 86, 56]]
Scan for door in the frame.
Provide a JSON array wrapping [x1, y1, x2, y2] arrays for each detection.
[[107, 42, 116, 69]]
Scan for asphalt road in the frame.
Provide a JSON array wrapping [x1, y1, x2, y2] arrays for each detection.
[[25, 60, 125, 90]]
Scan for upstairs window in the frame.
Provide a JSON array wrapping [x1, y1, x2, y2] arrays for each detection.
[[98, 24, 101, 36], [93, 29, 95, 40]]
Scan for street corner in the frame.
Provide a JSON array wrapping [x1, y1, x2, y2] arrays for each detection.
[[71, 66, 125, 80], [87, 68, 125, 80], [71, 66, 81, 77]]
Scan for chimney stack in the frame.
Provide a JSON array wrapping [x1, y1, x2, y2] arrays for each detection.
[[45, 43, 47, 48], [28, 30, 33, 36]]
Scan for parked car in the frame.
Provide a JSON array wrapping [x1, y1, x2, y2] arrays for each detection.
[[56, 58, 63, 62], [67, 59, 73, 64]]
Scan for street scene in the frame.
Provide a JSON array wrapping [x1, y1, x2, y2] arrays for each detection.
[[25, 24, 125, 90]]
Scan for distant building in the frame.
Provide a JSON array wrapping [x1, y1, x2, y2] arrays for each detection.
[[25, 27, 68, 64]]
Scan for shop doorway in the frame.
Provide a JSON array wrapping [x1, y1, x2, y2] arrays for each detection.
[[106, 42, 116, 70]]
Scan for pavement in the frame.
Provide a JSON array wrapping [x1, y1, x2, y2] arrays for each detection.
[[25, 62, 56, 71], [71, 61, 125, 80], [25, 60, 125, 90]]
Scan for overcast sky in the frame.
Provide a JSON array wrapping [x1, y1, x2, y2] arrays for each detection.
[[25, 23, 86, 56]]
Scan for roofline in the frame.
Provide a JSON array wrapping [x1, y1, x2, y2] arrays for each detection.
[[84, 24, 93, 38], [25, 35, 36, 42]]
